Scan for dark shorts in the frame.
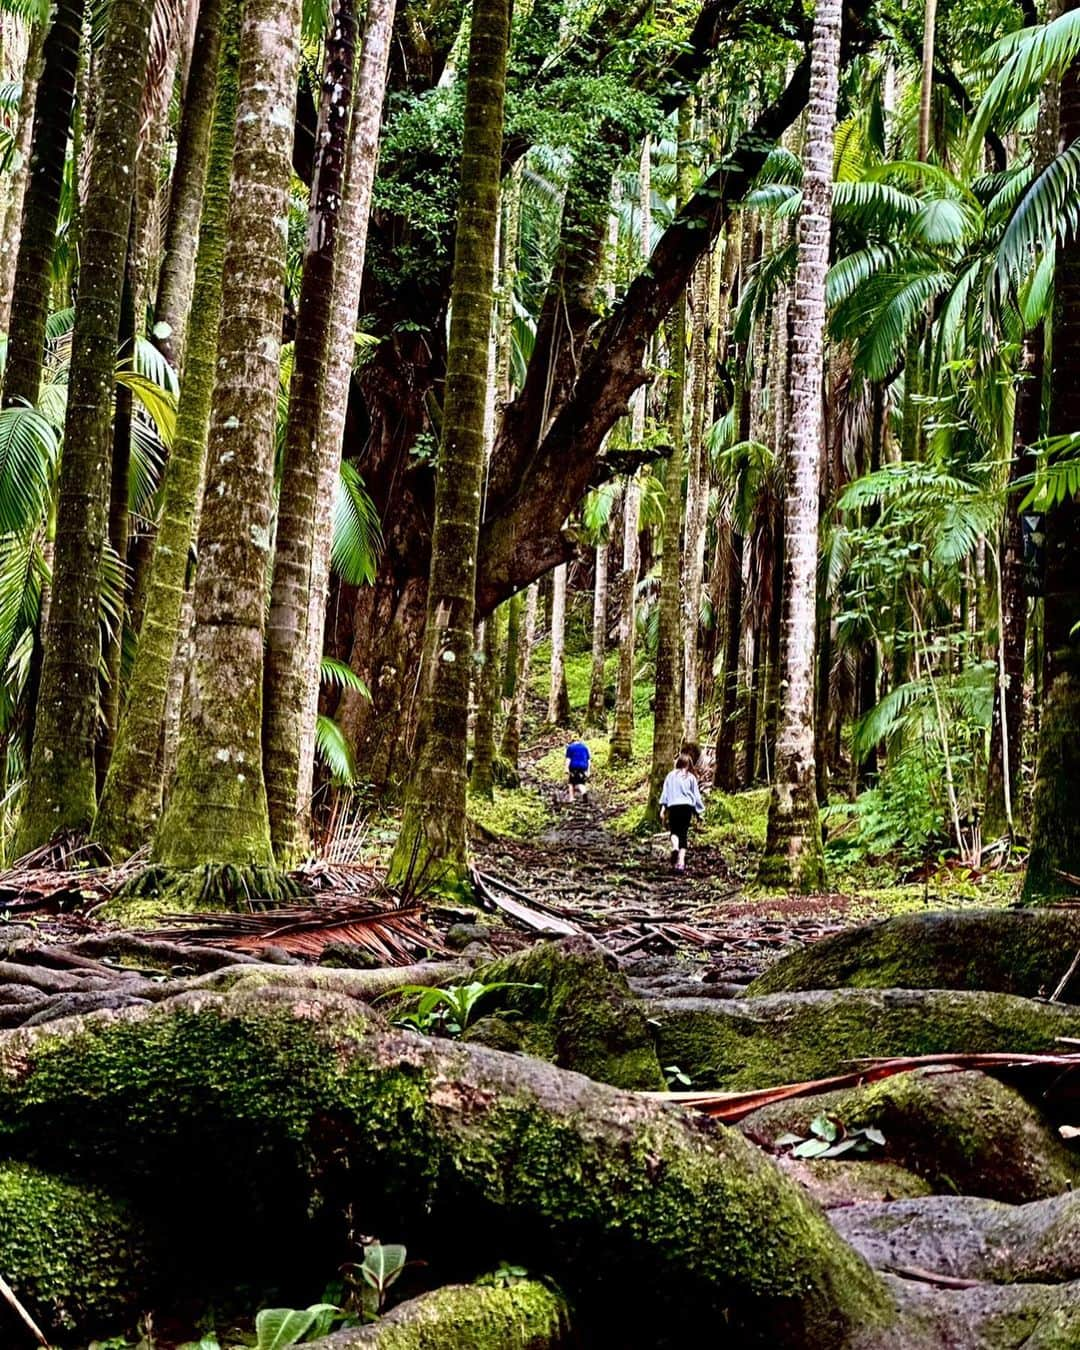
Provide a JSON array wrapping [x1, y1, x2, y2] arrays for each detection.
[[569, 766, 589, 785], [666, 804, 693, 847]]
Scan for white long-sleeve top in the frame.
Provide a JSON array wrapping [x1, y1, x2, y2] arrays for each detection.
[[659, 769, 705, 814]]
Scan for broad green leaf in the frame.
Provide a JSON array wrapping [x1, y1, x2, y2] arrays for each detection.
[[255, 1307, 317, 1350]]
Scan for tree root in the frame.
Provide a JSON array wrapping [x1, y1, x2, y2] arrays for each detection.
[[117, 862, 306, 912]]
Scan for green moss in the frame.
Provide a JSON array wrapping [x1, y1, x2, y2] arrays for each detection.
[[0, 1161, 146, 1335], [748, 909, 1080, 999], [474, 938, 666, 1090], [648, 987, 1080, 1091], [468, 785, 552, 840], [742, 1070, 1080, 1202]]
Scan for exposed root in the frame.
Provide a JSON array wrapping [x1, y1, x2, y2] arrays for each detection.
[[118, 863, 306, 912]]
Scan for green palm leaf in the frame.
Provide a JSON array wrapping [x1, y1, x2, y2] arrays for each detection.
[[332, 460, 383, 586], [0, 407, 59, 534]]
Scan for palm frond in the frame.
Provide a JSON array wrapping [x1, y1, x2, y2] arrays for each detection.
[[0, 407, 59, 534], [316, 713, 357, 785], [320, 656, 371, 697], [332, 460, 383, 586]]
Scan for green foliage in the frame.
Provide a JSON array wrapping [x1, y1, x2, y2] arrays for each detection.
[[776, 1114, 886, 1160], [254, 1304, 340, 1349], [350, 1241, 407, 1321], [384, 980, 542, 1038]]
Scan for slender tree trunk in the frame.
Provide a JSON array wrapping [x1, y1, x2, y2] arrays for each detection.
[[548, 562, 570, 725], [150, 0, 303, 890], [152, 0, 226, 372], [646, 100, 693, 824], [387, 0, 510, 887], [13, 0, 153, 855], [470, 607, 502, 799], [0, 20, 44, 335], [759, 0, 841, 890], [291, 0, 396, 834], [682, 245, 710, 744], [1024, 27, 1080, 902], [744, 622, 762, 787], [503, 590, 521, 700], [917, 0, 937, 164], [262, 0, 360, 864], [1, 0, 84, 410], [93, 0, 241, 860], [501, 583, 536, 771], [586, 542, 609, 727]]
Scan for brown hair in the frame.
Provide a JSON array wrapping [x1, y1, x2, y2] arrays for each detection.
[[675, 752, 696, 774]]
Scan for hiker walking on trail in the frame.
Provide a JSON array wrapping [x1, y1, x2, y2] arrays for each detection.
[[565, 737, 591, 803], [660, 752, 705, 873]]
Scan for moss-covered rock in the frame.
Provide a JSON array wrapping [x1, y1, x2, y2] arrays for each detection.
[[741, 1070, 1080, 1202], [647, 988, 1080, 1090], [0, 1161, 146, 1337], [472, 937, 667, 1090], [748, 909, 1080, 1000], [776, 1156, 933, 1209], [0, 986, 891, 1347], [308, 1280, 569, 1347], [856, 1278, 1080, 1350]]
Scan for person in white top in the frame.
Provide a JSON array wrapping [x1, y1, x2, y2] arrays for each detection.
[[659, 752, 705, 873]]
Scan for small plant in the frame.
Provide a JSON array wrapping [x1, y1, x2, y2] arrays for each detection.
[[664, 1064, 692, 1088], [253, 1304, 340, 1349], [383, 980, 541, 1038], [776, 1113, 885, 1159], [348, 1241, 408, 1321], [478, 1262, 530, 1289]]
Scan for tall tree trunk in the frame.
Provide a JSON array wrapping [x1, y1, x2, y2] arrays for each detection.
[[150, 0, 303, 893], [13, 0, 153, 856], [470, 607, 502, 799], [387, 0, 510, 887], [547, 562, 570, 725], [0, 20, 44, 335], [645, 99, 693, 824], [586, 541, 609, 728], [152, 0, 227, 372], [1, 0, 84, 410], [289, 0, 396, 835], [682, 244, 711, 744], [502, 589, 521, 700], [262, 0, 360, 864], [917, 0, 938, 164], [759, 0, 841, 890], [1024, 24, 1080, 902], [93, 0, 240, 860], [744, 621, 762, 787], [501, 583, 536, 771]]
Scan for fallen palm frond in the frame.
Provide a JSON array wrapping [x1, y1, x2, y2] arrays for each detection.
[[0, 844, 147, 915], [645, 1051, 1080, 1122]]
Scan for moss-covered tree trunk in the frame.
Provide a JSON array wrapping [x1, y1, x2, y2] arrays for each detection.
[[290, 0, 396, 837], [682, 244, 710, 744], [151, 0, 227, 372], [547, 562, 570, 726], [13, 0, 153, 856], [1024, 29, 1080, 903], [263, 0, 359, 865], [0, 20, 43, 336], [586, 542, 609, 728], [149, 0, 303, 892], [387, 0, 510, 888], [759, 0, 841, 891], [501, 583, 536, 770], [92, 0, 240, 861], [469, 607, 502, 799], [0, 0, 84, 410], [645, 101, 693, 826]]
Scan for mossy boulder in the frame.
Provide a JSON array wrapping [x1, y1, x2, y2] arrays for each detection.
[[859, 1278, 1080, 1350], [0, 985, 891, 1347], [646, 988, 1080, 1090], [776, 1156, 933, 1209], [472, 937, 667, 1090], [748, 908, 1080, 1000], [0, 1161, 147, 1337], [740, 1070, 1080, 1202], [308, 1280, 570, 1347]]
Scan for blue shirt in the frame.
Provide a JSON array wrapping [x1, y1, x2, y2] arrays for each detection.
[[660, 769, 705, 814], [566, 741, 590, 770]]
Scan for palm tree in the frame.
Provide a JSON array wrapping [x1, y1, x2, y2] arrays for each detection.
[[14, 0, 155, 855], [758, 0, 844, 890], [388, 0, 511, 888], [0, 16, 44, 335], [92, 0, 241, 860], [149, 0, 304, 899], [501, 582, 537, 771], [547, 562, 570, 725]]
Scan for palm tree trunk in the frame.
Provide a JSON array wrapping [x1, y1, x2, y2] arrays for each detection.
[[759, 0, 842, 890], [547, 562, 570, 725], [152, 0, 226, 372], [682, 245, 711, 743], [502, 590, 521, 699], [93, 0, 241, 860], [150, 0, 303, 894], [291, 0, 396, 836], [586, 541, 609, 727], [469, 607, 502, 799], [387, 0, 510, 887], [501, 583, 536, 771], [917, 0, 938, 164], [1024, 28, 1080, 902], [14, 0, 154, 856], [263, 0, 360, 864], [0, 20, 44, 336], [1, 0, 84, 410]]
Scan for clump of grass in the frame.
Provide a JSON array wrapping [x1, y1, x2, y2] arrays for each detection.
[[469, 786, 552, 840]]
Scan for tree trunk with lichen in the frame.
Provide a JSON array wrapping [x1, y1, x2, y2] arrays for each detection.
[[759, 0, 840, 891], [547, 563, 570, 726], [501, 583, 536, 771], [147, 0, 302, 897], [13, 0, 153, 856], [1, 0, 84, 410], [387, 0, 510, 890], [93, 0, 240, 861], [263, 0, 360, 865], [0, 20, 43, 336], [469, 608, 502, 799], [586, 543, 609, 728]]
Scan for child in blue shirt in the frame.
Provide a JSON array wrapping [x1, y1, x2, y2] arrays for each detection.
[[565, 739, 591, 802]]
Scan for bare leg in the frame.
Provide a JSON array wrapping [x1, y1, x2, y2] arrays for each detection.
[[676, 848, 686, 871]]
